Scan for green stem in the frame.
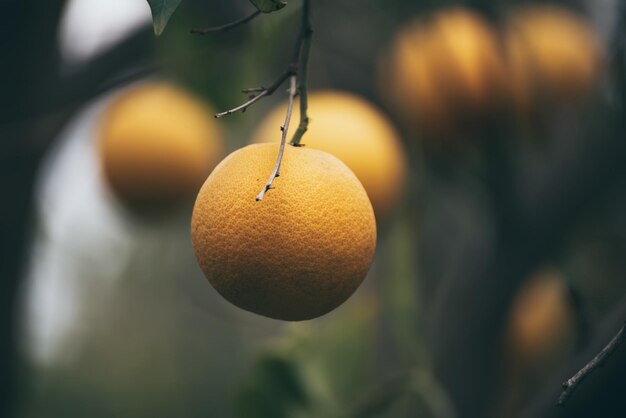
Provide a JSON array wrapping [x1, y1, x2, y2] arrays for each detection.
[[289, 0, 312, 146]]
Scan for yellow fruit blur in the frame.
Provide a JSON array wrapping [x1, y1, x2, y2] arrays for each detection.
[[505, 268, 575, 367], [250, 91, 407, 221], [383, 20, 448, 139], [191, 143, 377, 321], [505, 5, 602, 113], [99, 82, 224, 211], [383, 8, 508, 140]]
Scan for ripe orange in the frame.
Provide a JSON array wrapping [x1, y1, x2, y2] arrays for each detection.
[[99, 82, 223, 212], [383, 8, 508, 140], [505, 5, 602, 113], [250, 91, 407, 221], [191, 143, 377, 321], [505, 268, 575, 366]]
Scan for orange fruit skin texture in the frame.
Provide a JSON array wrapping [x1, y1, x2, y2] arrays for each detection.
[[191, 143, 377, 321], [505, 269, 574, 367], [251, 91, 407, 221], [99, 82, 223, 212], [384, 8, 508, 140], [505, 5, 602, 113]]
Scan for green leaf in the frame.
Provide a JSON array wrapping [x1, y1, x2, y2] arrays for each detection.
[[249, 0, 287, 13], [147, 0, 182, 36], [233, 354, 308, 418]]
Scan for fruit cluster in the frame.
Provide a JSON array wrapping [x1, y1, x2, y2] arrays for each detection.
[[96, 4, 602, 323], [383, 5, 603, 141], [98, 81, 407, 321]]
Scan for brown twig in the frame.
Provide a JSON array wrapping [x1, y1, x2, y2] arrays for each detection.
[[289, 0, 312, 146], [255, 0, 311, 199], [556, 322, 626, 406], [214, 0, 311, 121], [256, 75, 297, 201], [214, 69, 294, 118], [213, 0, 312, 201], [190, 10, 261, 34], [241, 87, 267, 94]]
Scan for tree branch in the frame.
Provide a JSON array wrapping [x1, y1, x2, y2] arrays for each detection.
[[214, 69, 293, 118], [256, 75, 297, 201], [211, 0, 312, 199], [521, 295, 626, 418], [557, 322, 626, 406], [214, 0, 312, 122], [289, 0, 312, 146]]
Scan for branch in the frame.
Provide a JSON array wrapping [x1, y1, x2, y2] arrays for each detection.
[[289, 0, 312, 146], [214, 0, 312, 201], [190, 10, 261, 34], [256, 75, 297, 201], [521, 296, 626, 418], [214, 0, 311, 120], [557, 322, 626, 406], [214, 69, 294, 118]]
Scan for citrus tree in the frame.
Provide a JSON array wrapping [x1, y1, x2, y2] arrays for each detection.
[[3, 0, 626, 417]]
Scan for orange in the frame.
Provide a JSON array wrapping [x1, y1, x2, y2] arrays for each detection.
[[99, 82, 223, 212], [505, 268, 575, 366], [191, 143, 377, 321], [383, 20, 449, 139], [383, 8, 508, 140], [505, 5, 602, 113], [251, 91, 407, 221]]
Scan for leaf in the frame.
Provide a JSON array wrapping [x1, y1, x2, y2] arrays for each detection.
[[147, 0, 182, 36], [249, 0, 287, 13], [233, 354, 308, 418]]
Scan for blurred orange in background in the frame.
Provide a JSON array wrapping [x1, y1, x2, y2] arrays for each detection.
[[504, 5, 603, 119], [382, 8, 508, 142], [498, 267, 577, 417], [251, 90, 407, 221], [99, 81, 224, 213]]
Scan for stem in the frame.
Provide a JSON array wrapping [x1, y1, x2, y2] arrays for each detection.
[[190, 10, 262, 34], [213, 0, 312, 199], [556, 322, 626, 406], [289, 0, 312, 146], [213, 0, 312, 121], [256, 75, 297, 201], [257, 0, 312, 200], [214, 69, 293, 118]]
